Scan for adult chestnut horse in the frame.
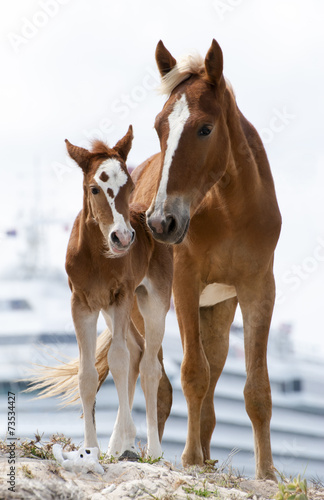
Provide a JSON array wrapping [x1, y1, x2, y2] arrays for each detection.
[[132, 40, 281, 480]]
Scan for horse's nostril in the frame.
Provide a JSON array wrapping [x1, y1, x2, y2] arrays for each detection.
[[131, 230, 135, 243], [165, 215, 177, 235]]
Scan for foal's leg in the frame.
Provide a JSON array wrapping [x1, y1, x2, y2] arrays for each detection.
[[107, 303, 137, 457], [127, 320, 144, 407], [136, 283, 169, 458], [173, 269, 209, 467], [156, 348, 173, 441], [237, 269, 276, 480], [132, 298, 172, 440], [199, 297, 238, 461], [107, 320, 142, 457], [71, 294, 99, 450]]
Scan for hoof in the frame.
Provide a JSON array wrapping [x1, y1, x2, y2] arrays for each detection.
[[257, 470, 278, 483], [182, 446, 204, 467], [118, 450, 140, 462]]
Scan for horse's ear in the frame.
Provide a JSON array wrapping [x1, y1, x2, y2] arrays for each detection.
[[205, 39, 224, 87], [155, 40, 177, 77], [65, 140, 92, 173], [114, 125, 134, 162]]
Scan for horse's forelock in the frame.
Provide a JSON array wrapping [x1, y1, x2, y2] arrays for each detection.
[[157, 52, 205, 95], [157, 52, 235, 100]]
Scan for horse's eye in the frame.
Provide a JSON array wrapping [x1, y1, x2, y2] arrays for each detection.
[[198, 125, 212, 137], [91, 187, 100, 195]]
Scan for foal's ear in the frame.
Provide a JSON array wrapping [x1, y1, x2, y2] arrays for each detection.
[[205, 39, 224, 87], [155, 40, 177, 77], [65, 140, 92, 173], [114, 125, 134, 162]]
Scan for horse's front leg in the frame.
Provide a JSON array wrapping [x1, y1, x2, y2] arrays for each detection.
[[199, 297, 238, 461], [173, 265, 210, 467], [71, 294, 99, 450], [237, 267, 277, 481], [106, 302, 137, 458]]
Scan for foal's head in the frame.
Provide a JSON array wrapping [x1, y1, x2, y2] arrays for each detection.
[[66, 126, 135, 256], [147, 40, 232, 244]]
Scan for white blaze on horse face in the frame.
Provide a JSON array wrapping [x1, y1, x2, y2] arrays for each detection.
[[154, 93, 190, 209], [94, 158, 129, 231]]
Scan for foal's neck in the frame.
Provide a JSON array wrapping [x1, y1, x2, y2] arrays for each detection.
[[79, 190, 105, 257]]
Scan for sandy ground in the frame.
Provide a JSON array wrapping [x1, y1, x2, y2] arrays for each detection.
[[1, 455, 323, 500]]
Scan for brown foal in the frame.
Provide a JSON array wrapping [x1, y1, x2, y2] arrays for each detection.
[[30, 126, 172, 460]]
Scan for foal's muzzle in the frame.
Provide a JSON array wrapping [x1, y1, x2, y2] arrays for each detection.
[[109, 227, 135, 255]]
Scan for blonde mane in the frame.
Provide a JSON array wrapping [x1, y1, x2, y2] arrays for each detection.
[[157, 51, 235, 98], [158, 52, 205, 95]]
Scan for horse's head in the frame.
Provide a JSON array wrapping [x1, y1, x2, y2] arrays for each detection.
[[66, 125, 135, 256], [147, 39, 231, 244]]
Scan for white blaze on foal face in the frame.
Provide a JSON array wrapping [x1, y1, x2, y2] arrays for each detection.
[[93, 158, 134, 252]]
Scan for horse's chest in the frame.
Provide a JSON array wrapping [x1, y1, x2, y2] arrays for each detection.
[[80, 277, 129, 311], [199, 283, 236, 307]]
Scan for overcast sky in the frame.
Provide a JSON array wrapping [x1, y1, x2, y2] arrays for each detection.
[[1, 0, 324, 357]]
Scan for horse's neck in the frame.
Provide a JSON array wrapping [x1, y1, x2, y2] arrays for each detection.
[[197, 99, 276, 221], [223, 99, 274, 202]]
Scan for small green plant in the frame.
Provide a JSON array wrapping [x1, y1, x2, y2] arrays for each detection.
[[136, 440, 163, 464], [138, 454, 163, 464], [102, 454, 118, 464], [20, 434, 52, 460], [182, 480, 216, 497], [274, 474, 308, 500], [18, 432, 77, 460]]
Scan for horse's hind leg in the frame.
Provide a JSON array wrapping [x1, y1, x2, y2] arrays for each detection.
[[71, 294, 99, 450], [237, 269, 276, 481], [199, 297, 237, 461]]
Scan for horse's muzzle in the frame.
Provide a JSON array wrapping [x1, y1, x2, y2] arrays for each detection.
[[146, 203, 190, 244]]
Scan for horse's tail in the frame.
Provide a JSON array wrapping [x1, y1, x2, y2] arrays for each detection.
[[25, 328, 112, 407]]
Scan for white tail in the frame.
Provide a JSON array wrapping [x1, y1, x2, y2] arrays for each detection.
[[25, 328, 112, 406]]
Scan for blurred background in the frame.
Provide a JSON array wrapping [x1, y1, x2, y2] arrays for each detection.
[[1, 0, 323, 480]]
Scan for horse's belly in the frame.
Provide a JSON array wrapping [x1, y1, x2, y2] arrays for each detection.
[[199, 283, 236, 307]]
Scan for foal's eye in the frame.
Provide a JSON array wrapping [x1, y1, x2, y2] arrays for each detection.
[[198, 125, 212, 137], [91, 187, 100, 195]]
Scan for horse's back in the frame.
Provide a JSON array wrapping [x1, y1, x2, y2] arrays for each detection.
[[131, 153, 161, 210]]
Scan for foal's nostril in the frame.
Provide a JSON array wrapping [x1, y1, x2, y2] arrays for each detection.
[[111, 231, 120, 245], [110, 229, 134, 249]]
